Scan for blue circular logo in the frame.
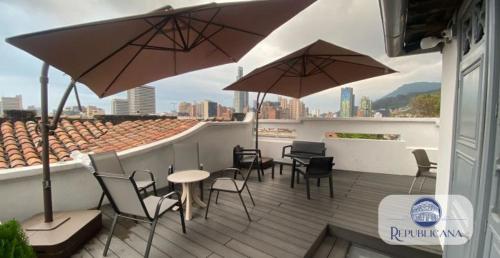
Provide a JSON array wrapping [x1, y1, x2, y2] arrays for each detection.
[[410, 197, 441, 227]]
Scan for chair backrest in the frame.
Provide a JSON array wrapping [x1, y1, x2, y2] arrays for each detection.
[[412, 149, 431, 174], [172, 142, 200, 171], [291, 141, 326, 156], [306, 157, 334, 176], [233, 145, 245, 168], [89, 151, 125, 175], [94, 173, 151, 219], [241, 155, 257, 188]]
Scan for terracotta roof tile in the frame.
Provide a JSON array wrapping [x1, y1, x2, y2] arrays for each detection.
[[0, 118, 199, 169]]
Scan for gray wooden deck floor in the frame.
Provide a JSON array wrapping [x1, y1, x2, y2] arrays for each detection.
[[72, 168, 438, 258]]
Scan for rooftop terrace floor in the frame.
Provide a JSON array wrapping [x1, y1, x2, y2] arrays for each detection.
[[73, 168, 438, 258]]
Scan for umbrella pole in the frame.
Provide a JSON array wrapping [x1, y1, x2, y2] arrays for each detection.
[[39, 62, 76, 224], [254, 92, 268, 150], [40, 63, 53, 223]]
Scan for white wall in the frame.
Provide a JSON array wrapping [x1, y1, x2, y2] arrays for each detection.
[[436, 39, 458, 196], [257, 118, 439, 175], [0, 115, 253, 221]]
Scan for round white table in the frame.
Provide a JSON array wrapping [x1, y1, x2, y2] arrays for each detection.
[[167, 170, 210, 220]]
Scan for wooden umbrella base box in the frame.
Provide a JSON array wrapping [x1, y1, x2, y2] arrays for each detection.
[[22, 210, 102, 258]]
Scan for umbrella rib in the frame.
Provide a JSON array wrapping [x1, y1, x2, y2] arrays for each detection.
[[307, 56, 335, 75], [310, 59, 340, 85], [191, 8, 221, 47], [320, 58, 389, 71], [264, 58, 302, 94], [173, 17, 188, 49], [189, 25, 225, 49], [177, 18, 235, 62], [187, 16, 266, 37], [144, 19, 184, 49], [100, 17, 172, 97], [77, 17, 167, 80]]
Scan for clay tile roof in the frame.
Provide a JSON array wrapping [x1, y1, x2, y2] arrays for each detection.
[[0, 117, 200, 169]]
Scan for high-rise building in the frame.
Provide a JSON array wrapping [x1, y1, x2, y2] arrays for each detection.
[[340, 87, 355, 117], [178, 102, 192, 117], [86, 105, 105, 118], [0, 95, 23, 115], [233, 67, 249, 113], [289, 98, 306, 120], [112, 99, 129, 115], [357, 96, 373, 117], [203, 100, 217, 119], [128, 85, 156, 115]]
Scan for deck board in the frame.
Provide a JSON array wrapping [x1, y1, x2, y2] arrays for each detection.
[[81, 168, 439, 257]]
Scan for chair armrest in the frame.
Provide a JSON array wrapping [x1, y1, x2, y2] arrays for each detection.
[[294, 158, 308, 166], [430, 162, 437, 165], [211, 177, 239, 191], [240, 148, 262, 157], [154, 191, 182, 217], [168, 165, 174, 174], [131, 169, 155, 182], [222, 168, 243, 179], [282, 145, 292, 158], [199, 163, 204, 170]]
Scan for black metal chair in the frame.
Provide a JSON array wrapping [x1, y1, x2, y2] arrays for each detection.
[[90, 151, 157, 209], [295, 157, 334, 200], [168, 142, 205, 199], [409, 149, 437, 194], [93, 172, 185, 258], [233, 145, 274, 181], [281, 140, 326, 175], [205, 155, 257, 221]]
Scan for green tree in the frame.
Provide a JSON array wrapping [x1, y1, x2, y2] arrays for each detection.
[[0, 220, 36, 258], [409, 93, 440, 117]]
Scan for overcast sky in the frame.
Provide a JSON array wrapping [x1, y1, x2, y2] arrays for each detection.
[[0, 0, 442, 113]]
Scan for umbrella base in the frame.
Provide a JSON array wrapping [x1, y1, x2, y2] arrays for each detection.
[[22, 210, 102, 258]]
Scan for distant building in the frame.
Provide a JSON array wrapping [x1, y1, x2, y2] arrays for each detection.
[[128, 85, 156, 115], [62, 106, 84, 116], [357, 96, 373, 117], [340, 87, 355, 117], [0, 95, 23, 116], [217, 104, 233, 120], [290, 98, 306, 120], [178, 102, 192, 117], [86, 105, 105, 118], [260, 101, 281, 119], [233, 67, 249, 113], [26, 105, 41, 116], [203, 100, 217, 119], [112, 99, 129, 115]]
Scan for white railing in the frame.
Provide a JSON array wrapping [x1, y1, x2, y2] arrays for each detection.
[[257, 117, 439, 176]]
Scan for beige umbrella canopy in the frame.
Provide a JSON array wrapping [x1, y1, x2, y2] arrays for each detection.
[[225, 39, 396, 98], [7, 0, 316, 98], [224, 39, 396, 148]]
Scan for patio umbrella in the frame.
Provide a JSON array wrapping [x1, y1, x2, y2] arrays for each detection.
[[7, 0, 316, 98], [5, 0, 317, 225], [224, 39, 396, 149]]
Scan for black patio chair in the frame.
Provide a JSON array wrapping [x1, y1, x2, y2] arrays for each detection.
[[205, 155, 257, 221], [233, 145, 274, 181], [295, 157, 334, 200], [93, 172, 185, 258], [409, 149, 437, 194], [90, 151, 157, 209], [280, 140, 326, 175]]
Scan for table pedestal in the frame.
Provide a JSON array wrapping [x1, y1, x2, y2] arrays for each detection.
[[180, 182, 206, 220]]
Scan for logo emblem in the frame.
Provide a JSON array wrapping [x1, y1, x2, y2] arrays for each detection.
[[410, 197, 441, 227]]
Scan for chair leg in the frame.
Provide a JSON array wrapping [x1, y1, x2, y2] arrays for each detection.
[[419, 177, 426, 193], [215, 191, 220, 204], [205, 190, 213, 219], [177, 202, 186, 233], [272, 165, 275, 179], [144, 219, 158, 258], [297, 172, 300, 184], [317, 178, 320, 187], [409, 177, 417, 194], [103, 214, 118, 256], [305, 177, 311, 200], [257, 165, 262, 182], [238, 192, 252, 221], [246, 186, 256, 206], [329, 176, 333, 198], [97, 192, 105, 209], [279, 163, 283, 175]]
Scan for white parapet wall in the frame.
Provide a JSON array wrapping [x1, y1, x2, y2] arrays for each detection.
[[0, 114, 253, 221], [257, 117, 439, 176]]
